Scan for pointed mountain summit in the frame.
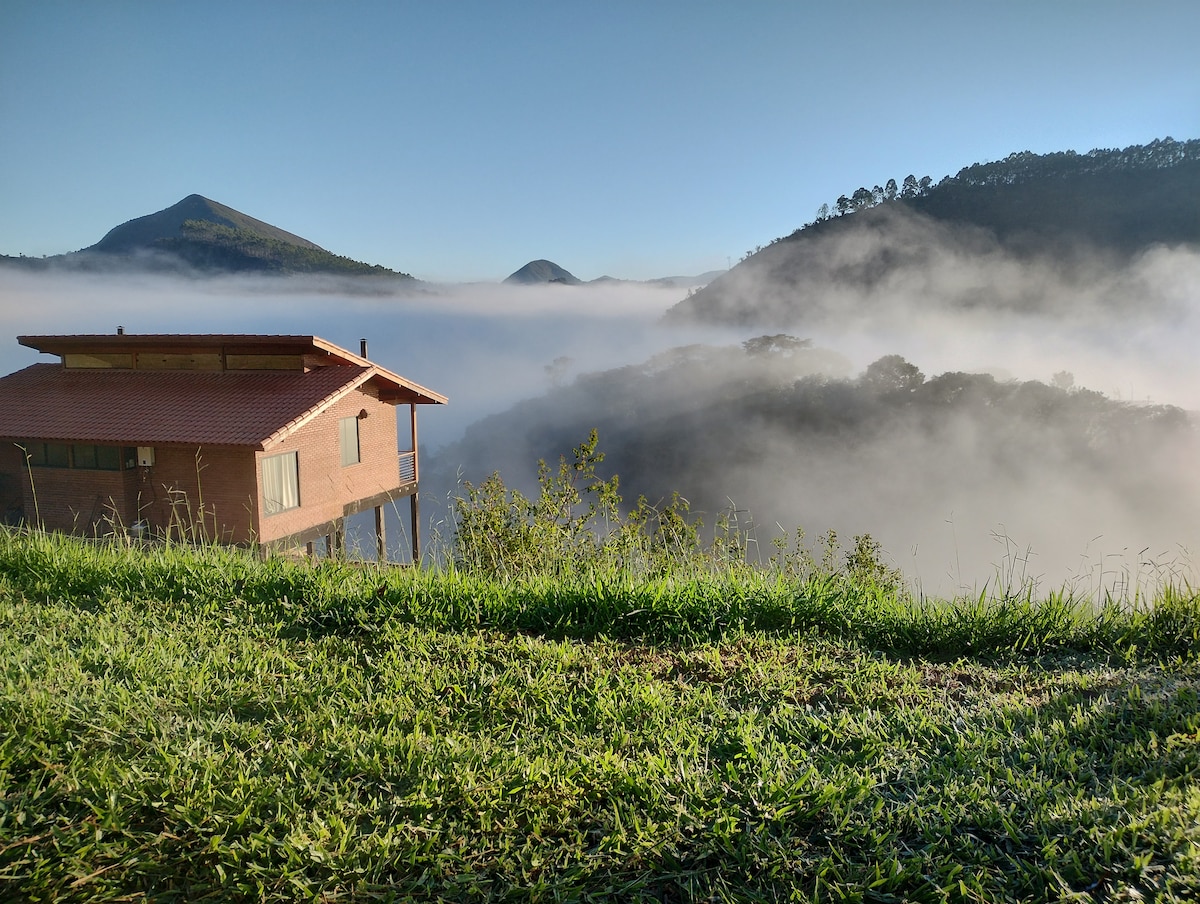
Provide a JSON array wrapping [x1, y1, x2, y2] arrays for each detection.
[[504, 259, 581, 285], [1, 194, 419, 279], [87, 194, 325, 254]]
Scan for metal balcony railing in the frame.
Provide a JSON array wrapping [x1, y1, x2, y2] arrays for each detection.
[[398, 450, 417, 484]]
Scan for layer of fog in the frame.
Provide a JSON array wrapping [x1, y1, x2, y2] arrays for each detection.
[[2, 221, 1199, 596], [0, 269, 716, 450], [674, 213, 1200, 598], [432, 212, 1200, 597], [678, 206, 1200, 409]]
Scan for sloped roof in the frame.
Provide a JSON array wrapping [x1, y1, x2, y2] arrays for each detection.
[[16, 334, 447, 406], [0, 363, 379, 449]]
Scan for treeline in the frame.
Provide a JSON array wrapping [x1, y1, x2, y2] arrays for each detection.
[[944, 136, 1200, 190], [798, 136, 1200, 235], [813, 175, 935, 224]]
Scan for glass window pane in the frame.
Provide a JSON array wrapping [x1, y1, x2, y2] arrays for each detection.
[[95, 446, 122, 470], [339, 417, 360, 467], [73, 444, 98, 469], [262, 452, 300, 515], [45, 443, 70, 468], [23, 443, 47, 466]]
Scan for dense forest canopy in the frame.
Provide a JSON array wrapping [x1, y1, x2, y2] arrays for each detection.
[[156, 220, 409, 276], [805, 137, 1200, 229]]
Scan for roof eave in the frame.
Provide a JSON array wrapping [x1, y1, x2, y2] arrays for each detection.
[[259, 369, 377, 449]]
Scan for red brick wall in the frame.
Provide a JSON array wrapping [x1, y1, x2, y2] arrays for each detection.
[[0, 444, 258, 543], [0, 443, 25, 523], [19, 466, 135, 535], [0, 386, 412, 548], [133, 446, 259, 544], [255, 385, 402, 545]]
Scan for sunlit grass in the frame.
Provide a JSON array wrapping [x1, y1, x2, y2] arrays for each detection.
[[2, 527, 1200, 901]]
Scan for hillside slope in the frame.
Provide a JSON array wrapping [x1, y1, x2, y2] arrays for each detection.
[[2, 195, 414, 279], [504, 259, 582, 285], [666, 137, 1200, 327], [87, 194, 323, 254]]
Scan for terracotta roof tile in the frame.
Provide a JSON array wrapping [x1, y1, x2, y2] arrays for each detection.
[[0, 364, 373, 448]]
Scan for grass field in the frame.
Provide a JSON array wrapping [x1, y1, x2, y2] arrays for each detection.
[[2, 528, 1199, 902]]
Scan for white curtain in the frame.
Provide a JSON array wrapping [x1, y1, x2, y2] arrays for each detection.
[[262, 452, 299, 514]]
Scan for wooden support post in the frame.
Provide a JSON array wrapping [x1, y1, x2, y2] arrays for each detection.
[[410, 493, 421, 564], [306, 540, 314, 558], [410, 404, 419, 483], [375, 505, 387, 563], [407, 402, 421, 564], [333, 520, 346, 558]]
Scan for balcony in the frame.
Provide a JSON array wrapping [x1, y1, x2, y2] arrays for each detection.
[[399, 449, 417, 485]]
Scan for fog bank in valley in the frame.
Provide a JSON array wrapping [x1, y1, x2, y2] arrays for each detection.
[[2, 224, 1199, 597], [433, 220, 1200, 596]]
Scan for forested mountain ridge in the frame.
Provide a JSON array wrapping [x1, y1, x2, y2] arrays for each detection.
[[152, 218, 409, 277], [666, 137, 1200, 327], [1, 194, 415, 279], [906, 137, 1200, 253]]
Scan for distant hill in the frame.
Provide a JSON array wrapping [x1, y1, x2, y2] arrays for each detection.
[[644, 270, 726, 289], [504, 260, 582, 285], [589, 270, 725, 288], [665, 137, 1200, 327], [503, 261, 724, 288], [1, 195, 415, 279]]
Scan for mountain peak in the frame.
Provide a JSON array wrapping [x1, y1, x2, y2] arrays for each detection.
[[87, 195, 325, 254], [503, 259, 581, 285]]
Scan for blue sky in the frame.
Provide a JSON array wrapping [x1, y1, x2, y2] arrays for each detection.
[[3, 1, 1199, 282]]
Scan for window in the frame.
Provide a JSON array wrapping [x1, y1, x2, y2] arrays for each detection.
[[262, 452, 300, 515], [45, 443, 70, 467], [72, 444, 98, 469], [63, 353, 134, 369], [23, 442, 128, 470], [339, 416, 360, 467], [95, 445, 123, 470]]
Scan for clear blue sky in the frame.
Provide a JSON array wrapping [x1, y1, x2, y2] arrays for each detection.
[[3, 1, 1199, 282]]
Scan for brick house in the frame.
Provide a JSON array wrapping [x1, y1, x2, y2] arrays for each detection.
[[0, 333, 446, 560]]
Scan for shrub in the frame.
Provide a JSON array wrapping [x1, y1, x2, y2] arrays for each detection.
[[451, 431, 901, 590]]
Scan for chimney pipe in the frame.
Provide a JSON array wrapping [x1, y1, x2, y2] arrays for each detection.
[[360, 338, 368, 359], [117, 326, 124, 335]]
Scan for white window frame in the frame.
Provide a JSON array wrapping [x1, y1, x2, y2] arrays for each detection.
[[339, 416, 360, 467], [262, 451, 300, 515]]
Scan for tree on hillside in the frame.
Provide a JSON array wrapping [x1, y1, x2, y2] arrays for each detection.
[[862, 355, 925, 394], [851, 187, 875, 212], [742, 334, 813, 357]]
